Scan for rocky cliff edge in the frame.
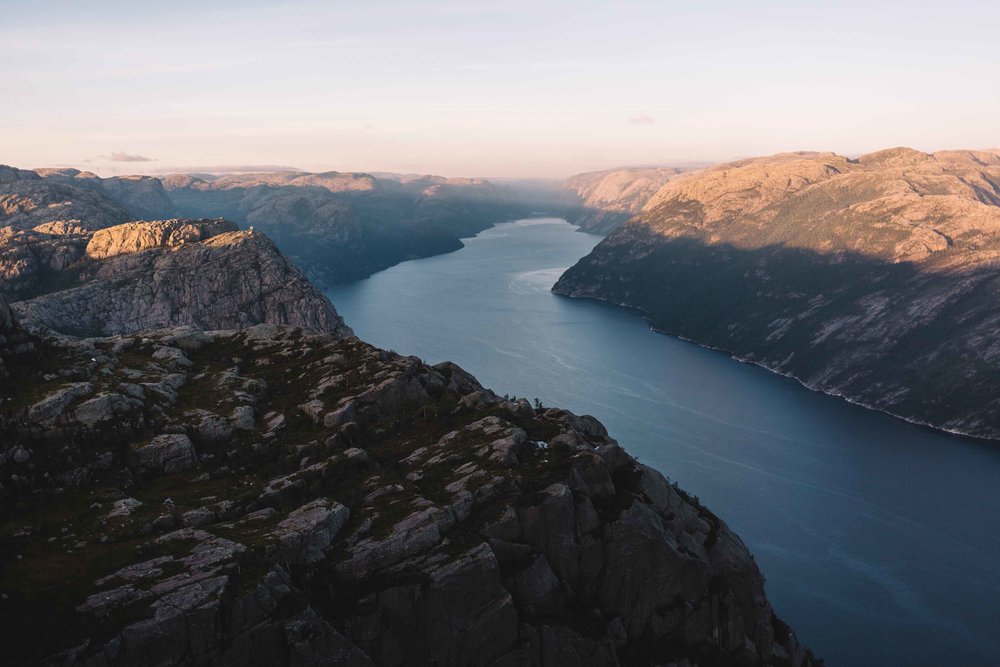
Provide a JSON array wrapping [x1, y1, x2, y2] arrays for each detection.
[[0, 321, 817, 666], [3, 218, 351, 338]]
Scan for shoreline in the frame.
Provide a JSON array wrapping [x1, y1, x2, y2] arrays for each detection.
[[550, 289, 997, 445]]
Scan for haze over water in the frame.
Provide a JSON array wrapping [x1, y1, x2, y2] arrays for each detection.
[[329, 218, 1000, 666]]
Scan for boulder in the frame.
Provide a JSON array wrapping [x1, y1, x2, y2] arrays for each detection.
[[135, 434, 198, 473], [271, 499, 350, 564]]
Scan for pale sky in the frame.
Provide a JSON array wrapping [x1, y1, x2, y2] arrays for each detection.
[[2, 0, 998, 178]]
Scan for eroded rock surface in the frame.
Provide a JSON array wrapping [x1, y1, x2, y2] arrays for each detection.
[[85, 218, 238, 260], [0, 323, 817, 666]]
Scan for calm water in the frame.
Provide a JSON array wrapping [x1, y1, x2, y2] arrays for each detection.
[[329, 218, 1000, 666]]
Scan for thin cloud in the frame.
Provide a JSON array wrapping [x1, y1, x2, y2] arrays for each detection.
[[109, 150, 155, 162], [145, 164, 303, 175], [629, 114, 656, 126]]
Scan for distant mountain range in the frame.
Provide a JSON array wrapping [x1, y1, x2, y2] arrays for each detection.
[[162, 170, 526, 287], [1, 165, 527, 291], [15, 146, 1000, 441]]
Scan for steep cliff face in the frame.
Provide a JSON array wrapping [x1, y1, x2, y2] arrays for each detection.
[[0, 225, 92, 298], [554, 148, 1000, 439], [0, 293, 33, 379], [163, 170, 524, 287], [8, 219, 351, 338], [0, 294, 12, 377], [0, 323, 817, 666], [563, 168, 687, 234]]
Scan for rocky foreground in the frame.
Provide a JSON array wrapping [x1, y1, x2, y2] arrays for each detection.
[[0, 297, 816, 665], [555, 148, 1000, 439]]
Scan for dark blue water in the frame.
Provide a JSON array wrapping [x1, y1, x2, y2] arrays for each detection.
[[329, 218, 1000, 666]]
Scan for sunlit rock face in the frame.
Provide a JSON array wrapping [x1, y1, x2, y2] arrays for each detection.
[[84, 218, 239, 260], [563, 167, 688, 234], [555, 148, 1000, 438], [0, 166, 185, 300], [0, 322, 817, 666]]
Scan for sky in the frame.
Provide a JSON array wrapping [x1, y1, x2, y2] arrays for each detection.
[[2, 0, 998, 178]]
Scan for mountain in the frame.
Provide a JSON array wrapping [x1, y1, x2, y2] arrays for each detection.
[[562, 168, 690, 234], [0, 166, 815, 665], [4, 164, 526, 291], [1, 165, 132, 232], [162, 170, 525, 287], [33, 168, 178, 220], [0, 312, 816, 666], [554, 148, 1000, 439], [1, 168, 349, 336]]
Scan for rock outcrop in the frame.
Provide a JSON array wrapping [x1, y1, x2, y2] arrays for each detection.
[[0, 323, 817, 666], [84, 218, 239, 260], [0, 167, 187, 300], [555, 148, 1000, 439], [8, 219, 351, 337], [562, 167, 688, 234], [0, 224, 92, 298]]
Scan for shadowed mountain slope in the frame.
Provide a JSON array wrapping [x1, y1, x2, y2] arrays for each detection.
[[33, 168, 178, 220], [163, 170, 525, 287], [555, 148, 1000, 439]]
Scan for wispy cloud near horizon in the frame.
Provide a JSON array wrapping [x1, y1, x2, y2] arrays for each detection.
[[108, 151, 156, 163], [2, 1, 998, 178]]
